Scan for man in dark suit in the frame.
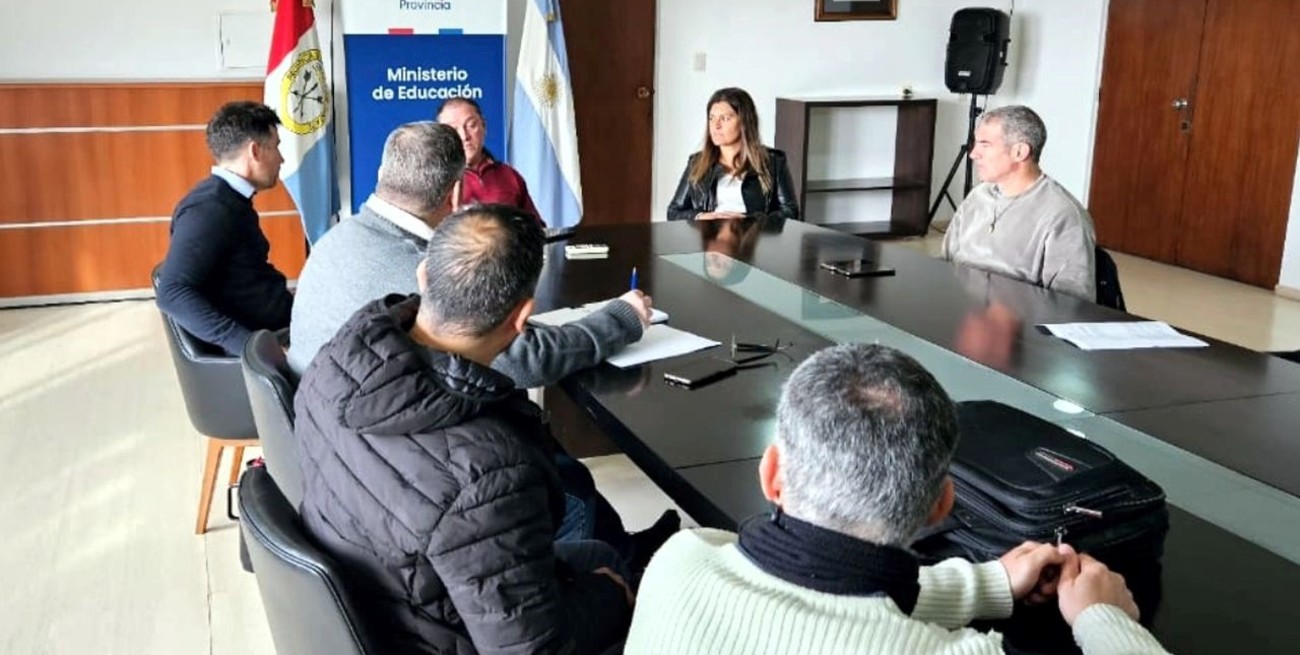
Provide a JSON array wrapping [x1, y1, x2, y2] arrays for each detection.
[[156, 101, 294, 355]]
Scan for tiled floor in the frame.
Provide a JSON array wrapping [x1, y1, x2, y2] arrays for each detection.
[[1, 247, 1297, 654]]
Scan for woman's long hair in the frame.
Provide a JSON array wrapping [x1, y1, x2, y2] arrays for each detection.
[[688, 87, 772, 194]]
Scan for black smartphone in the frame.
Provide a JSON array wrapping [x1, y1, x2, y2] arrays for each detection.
[[663, 357, 738, 389], [819, 259, 896, 278]]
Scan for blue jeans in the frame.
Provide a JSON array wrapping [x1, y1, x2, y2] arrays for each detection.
[[552, 453, 633, 558]]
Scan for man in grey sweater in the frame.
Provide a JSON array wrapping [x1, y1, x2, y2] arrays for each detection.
[[941, 106, 1097, 301], [288, 121, 652, 382]]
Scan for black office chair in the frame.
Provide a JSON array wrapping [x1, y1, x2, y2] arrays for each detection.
[[242, 329, 304, 509], [1273, 350, 1300, 364], [239, 465, 378, 655], [152, 266, 259, 534], [1095, 246, 1127, 311]]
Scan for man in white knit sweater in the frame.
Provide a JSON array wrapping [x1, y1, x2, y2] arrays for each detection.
[[626, 344, 1168, 654]]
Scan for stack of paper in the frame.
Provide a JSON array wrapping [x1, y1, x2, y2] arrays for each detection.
[[1039, 321, 1209, 351]]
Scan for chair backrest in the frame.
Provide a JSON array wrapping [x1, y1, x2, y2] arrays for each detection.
[[1095, 246, 1127, 311], [242, 329, 305, 508], [240, 465, 377, 655], [152, 265, 257, 439]]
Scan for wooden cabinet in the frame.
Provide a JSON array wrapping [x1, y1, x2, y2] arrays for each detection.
[[775, 95, 937, 237]]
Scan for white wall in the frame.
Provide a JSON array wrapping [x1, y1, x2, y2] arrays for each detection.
[[994, 1, 1110, 199], [1279, 147, 1300, 292], [0, 0, 273, 80], [651, 0, 1108, 224]]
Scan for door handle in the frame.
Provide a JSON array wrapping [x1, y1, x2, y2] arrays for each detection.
[[1171, 98, 1189, 110], [636, 86, 653, 100]]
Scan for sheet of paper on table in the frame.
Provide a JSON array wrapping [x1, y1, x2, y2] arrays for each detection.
[[1038, 321, 1209, 351], [605, 325, 720, 368], [529, 304, 716, 367]]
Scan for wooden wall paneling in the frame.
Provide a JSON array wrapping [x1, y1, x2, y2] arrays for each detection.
[[0, 131, 295, 223], [263, 215, 309, 280], [1174, 0, 1300, 286], [0, 81, 310, 299], [0, 216, 305, 298], [0, 83, 266, 129]]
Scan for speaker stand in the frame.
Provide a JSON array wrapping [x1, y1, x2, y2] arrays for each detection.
[[929, 94, 985, 221]]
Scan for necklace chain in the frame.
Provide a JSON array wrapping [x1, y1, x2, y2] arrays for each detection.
[[988, 176, 1043, 233], [989, 194, 1020, 233]]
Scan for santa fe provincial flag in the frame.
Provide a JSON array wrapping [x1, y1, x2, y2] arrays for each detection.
[[265, 0, 339, 244], [510, 0, 583, 229]]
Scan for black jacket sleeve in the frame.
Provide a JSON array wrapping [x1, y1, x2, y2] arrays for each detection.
[[767, 149, 800, 221], [426, 460, 630, 654], [155, 203, 251, 355], [667, 155, 702, 221]]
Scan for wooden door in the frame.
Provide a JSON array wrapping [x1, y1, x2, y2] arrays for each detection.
[[562, 0, 656, 225], [1088, 0, 1208, 262], [1091, 0, 1300, 288], [1174, 0, 1300, 286]]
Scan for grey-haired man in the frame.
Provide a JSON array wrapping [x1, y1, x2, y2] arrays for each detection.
[[288, 121, 652, 381], [628, 344, 1168, 654], [941, 105, 1097, 301]]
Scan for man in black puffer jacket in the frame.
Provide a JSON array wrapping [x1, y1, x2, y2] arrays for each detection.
[[296, 204, 633, 654]]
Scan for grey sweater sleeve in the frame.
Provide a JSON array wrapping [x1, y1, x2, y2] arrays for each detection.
[[492, 299, 645, 388], [1042, 209, 1097, 302]]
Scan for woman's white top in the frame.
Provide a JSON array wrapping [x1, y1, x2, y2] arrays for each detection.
[[714, 174, 747, 213]]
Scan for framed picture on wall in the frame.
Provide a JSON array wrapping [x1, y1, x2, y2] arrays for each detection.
[[815, 0, 898, 22]]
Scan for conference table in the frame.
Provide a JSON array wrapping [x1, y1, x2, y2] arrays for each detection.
[[535, 216, 1300, 654]]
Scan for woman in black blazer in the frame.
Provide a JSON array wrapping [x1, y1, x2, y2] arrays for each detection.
[[667, 87, 800, 221]]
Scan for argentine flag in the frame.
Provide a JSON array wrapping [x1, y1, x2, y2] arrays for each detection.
[[510, 0, 583, 229], [265, 0, 340, 244]]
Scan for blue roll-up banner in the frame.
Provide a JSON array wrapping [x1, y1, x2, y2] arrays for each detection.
[[342, 2, 507, 213]]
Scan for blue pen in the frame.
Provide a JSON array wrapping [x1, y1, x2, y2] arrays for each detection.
[[630, 267, 639, 290]]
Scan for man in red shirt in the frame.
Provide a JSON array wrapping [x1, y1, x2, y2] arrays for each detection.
[[436, 97, 544, 225]]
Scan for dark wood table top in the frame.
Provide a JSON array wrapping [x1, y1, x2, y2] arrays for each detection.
[[1109, 392, 1300, 497], [545, 218, 1300, 494], [546, 217, 1300, 654]]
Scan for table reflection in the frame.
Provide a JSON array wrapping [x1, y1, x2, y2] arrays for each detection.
[[693, 215, 784, 284]]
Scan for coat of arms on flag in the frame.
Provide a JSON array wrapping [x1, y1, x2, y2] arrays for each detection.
[[279, 49, 329, 135]]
